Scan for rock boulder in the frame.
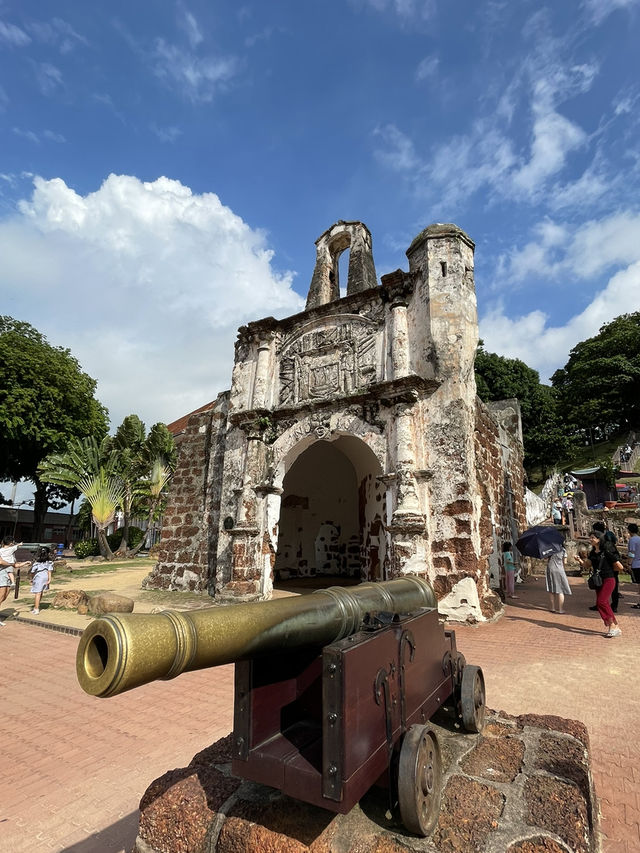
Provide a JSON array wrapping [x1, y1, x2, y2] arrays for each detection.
[[88, 593, 134, 614]]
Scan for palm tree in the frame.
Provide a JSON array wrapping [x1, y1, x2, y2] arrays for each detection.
[[38, 436, 123, 560], [77, 468, 125, 558], [39, 418, 176, 559], [127, 459, 174, 556], [107, 417, 176, 556]]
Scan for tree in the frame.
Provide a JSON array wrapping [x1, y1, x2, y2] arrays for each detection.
[[38, 436, 123, 559], [475, 343, 574, 477], [552, 312, 640, 435], [0, 317, 109, 538], [39, 417, 176, 558], [105, 416, 176, 555]]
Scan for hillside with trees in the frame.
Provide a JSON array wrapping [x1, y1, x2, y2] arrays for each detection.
[[476, 312, 640, 483]]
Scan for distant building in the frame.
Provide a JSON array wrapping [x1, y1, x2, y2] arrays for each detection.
[[0, 505, 82, 546]]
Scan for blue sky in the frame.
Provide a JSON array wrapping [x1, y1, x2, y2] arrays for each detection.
[[2, 0, 640, 438]]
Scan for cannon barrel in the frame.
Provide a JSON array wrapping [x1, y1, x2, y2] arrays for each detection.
[[76, 575, 436, 698]]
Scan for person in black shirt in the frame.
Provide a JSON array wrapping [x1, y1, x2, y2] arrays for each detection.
[[589, 531, 624, 637], [592, 521, 620, 611]]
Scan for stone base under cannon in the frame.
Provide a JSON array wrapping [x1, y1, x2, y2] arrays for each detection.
[[133, 710, 599, 853]]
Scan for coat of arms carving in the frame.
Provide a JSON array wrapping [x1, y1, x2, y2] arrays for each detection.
[[279, 315, 379, 405]]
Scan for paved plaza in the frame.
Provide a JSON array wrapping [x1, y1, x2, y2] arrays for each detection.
[[1, 571, 639, 852]]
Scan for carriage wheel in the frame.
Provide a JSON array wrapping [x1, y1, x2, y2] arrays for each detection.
[[460, 664, 486, 733], [397, 725, 442, 836]]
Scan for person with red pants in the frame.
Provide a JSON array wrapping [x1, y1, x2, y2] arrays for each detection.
[[589, 531, 623, 638]]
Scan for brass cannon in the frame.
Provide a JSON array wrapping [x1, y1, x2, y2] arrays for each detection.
[[76, 575, 485, 836]]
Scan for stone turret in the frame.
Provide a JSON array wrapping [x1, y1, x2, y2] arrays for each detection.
[[305, 220, 377, 310], [406, 223, 477, 385]]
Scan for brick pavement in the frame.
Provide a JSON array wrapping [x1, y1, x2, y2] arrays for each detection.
[[453, 574, 640, 853], [1, 572, 638, 852], [0, 622, 234, 852]]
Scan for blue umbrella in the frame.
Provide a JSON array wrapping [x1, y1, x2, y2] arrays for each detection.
[[515, 525, 565, 559]]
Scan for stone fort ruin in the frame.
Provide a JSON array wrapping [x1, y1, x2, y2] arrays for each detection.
[[145, 221, 525, 621]]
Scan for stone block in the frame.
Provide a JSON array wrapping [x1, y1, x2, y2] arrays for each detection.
[[88, 593, 135, 615], [51, 589, 89, 609]]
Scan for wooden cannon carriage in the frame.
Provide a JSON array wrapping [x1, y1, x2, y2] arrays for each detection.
[[76, 575, 485, 836]]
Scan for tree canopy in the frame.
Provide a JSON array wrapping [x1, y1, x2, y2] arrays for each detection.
[[475, 343, 574, 478], [551, 312, 640, 437], [39, 415, 176, 558], [0, 316, 109, 536]]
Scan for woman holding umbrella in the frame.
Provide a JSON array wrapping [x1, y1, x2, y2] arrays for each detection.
[[545, 540, 571, 614]]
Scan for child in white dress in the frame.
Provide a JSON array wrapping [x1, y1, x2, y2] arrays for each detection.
[[29, 546, 53, 615]]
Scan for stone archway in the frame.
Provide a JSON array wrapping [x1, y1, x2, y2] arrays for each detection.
[[274, 435, 386, 584]]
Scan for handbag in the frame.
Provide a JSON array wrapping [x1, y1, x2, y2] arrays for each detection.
[[587, 568, 603, 590]]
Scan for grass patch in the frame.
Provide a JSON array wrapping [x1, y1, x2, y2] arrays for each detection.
[[54, 557, 155, 580]]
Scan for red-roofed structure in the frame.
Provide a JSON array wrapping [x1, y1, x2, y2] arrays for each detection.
[[166, 401, 217, 437]]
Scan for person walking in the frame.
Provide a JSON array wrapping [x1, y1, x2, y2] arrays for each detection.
[[589, 531, 624, 637], [502, 541, 518, 599], [628, 523, 640, 609], [546, 542, 571, 613], [28, 546, 53, 615], [592, 521, 620, 611], [552, 499, 562, 525], [0, 552, 16, 626], [0, 536, 31, 589]]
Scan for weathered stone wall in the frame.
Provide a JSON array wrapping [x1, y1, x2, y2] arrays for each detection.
[[474, 399, 527, 596], [144, 393, 229, 592]]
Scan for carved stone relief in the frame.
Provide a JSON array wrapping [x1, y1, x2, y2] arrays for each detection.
[[279, 316, 379, 405]]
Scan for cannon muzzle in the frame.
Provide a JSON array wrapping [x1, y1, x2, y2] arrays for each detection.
[[76, 575, 436, 698]]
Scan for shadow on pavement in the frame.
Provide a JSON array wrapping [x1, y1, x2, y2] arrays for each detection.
[[60, 811, 139, 853]]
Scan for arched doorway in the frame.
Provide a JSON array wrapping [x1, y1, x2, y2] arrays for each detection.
[[274, 435, 386, 587]]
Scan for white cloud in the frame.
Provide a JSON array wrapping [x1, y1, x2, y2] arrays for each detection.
[[178, 8, 203, 49], [152, 39, 238, 102], [360, 0, 437, 19], [11, 127, 66, 145], [26, 17, 88, 53], [373, 124, 421, 172], [501, 211, 640, 284], [480, 258, 640, 382], [12, 127, 39, 144], [482, 211, 640, 379], [415, 55, 438, 82], [0, 20, 31, 47], [511, 108, 586, 196], [583, 0, 640, 24], [150, 124, 183, 143], [42, 130, 66, 143], [34, 62, 64, 95], [0, 174, 304, 429]]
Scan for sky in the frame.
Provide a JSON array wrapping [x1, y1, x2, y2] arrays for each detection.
[[2, 0, 640, 444]]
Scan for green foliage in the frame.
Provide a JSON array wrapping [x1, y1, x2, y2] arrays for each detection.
[[75, 498, 93, 532], [552, 312, 640, 434], [0, 316, 108, 537], [0, 316, 109, 482], [596, 457, 620, 489], [39, 413, 176, 558], [107, 526, 144, 550], [475, 344, 574, 477], [74, 539, 100, 559]]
